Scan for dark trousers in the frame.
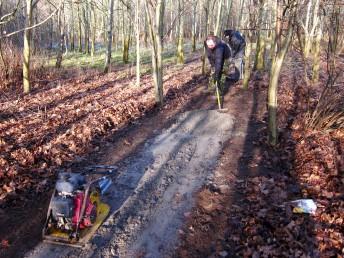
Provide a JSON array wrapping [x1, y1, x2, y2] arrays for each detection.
[[233, 49, 245, 80]]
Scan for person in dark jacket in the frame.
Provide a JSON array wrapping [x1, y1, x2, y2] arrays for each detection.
[[223, 29, 246, 80], [204, 35, 231, 85]]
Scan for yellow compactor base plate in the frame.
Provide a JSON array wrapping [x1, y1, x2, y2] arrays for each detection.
[[43, 201, 110, 248]]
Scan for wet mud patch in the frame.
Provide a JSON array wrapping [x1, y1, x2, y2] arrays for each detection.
[[26, 110, 234, 258]]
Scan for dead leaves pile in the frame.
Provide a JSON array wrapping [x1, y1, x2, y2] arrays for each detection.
[[278, 57, 344, 256], [227, 175, 319, 257], [0, 61, 202, 207], [291, 129, 344, 256]]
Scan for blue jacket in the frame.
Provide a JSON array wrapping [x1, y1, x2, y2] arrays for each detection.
[[224, 30, 246, 58]]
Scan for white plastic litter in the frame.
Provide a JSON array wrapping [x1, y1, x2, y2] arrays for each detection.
[[290, 199, 317, 214]]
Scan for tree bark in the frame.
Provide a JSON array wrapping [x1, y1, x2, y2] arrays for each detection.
[[243, 41, 253, 89], [70, 0, 75, 51], [237, 0, 244, 28], [176, 0, 184, 64], [215, 0, 223, 36], [312, 24, 322, 83], [83, 1, 90, 54], [122, 3, 131, 64], [225, 0, 233, 29], [191, 0, 197, 52], [77, 4, 82, 52], [201, 0, 210, 75], [104, 0, 114, 73], [254, 0, 266, 71], [268, 13, 295, 145], [91, 3, 97, 57], [56, 4, 64, 68], [135, 0, 140, 86], [145, 0, 165, 105], [23, 0, 33, 94]]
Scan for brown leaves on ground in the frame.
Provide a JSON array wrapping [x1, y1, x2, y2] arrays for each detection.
[[292, 130, 344, 256], [0, 57, 203, 207], [177, 53, 344, 257]]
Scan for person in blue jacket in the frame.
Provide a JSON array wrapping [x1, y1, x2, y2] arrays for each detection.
[[223, 29, 246, 80]]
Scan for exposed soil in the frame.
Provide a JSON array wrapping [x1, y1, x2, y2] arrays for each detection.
[[26, 109, 235, 258], [0, 52, 225, 258], [0, 53, 205, 258]]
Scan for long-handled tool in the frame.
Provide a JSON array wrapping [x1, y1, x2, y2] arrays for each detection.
[[215, 81, 228, 112]]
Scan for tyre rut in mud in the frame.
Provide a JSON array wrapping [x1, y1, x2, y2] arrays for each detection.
[[26, 110, 234, 258]]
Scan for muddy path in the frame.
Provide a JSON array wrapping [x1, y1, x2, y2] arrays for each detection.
[[25, 109, 234, 258], [0, 52, 210, 258], [1, 50, 247, 258]]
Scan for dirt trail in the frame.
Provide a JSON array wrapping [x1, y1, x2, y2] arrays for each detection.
[[0, 52, 207, 258], [25, 110, 234, 258]]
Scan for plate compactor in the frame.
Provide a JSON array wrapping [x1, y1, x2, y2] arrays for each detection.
[[42, 171, 112, 247]]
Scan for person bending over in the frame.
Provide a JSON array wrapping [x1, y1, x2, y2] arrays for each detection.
[[204, 35, 231, 88]]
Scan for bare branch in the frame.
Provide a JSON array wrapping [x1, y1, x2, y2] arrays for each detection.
[[0, 0, 63, 39], [0, 0, 21, 26]]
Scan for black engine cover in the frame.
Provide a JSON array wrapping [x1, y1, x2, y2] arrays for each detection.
[[50, 196, 74, 219]]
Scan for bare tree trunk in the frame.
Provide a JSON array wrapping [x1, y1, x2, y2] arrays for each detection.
[[144, 10, 148, 47], [63, 8, 68, 55], [192, 0, 197, 52], [77, 4, 82, 52], [123, 37, 130, 63], [122, 4, 131, 64], [49, 10, 54, 50], [23, 0, 33, 94], [209, 1, 216, 33], [300, 0, 320, 58], [102, 0, 106, 46], [169, 0, 174, 42], [145, 0, 165, 105], [201, 0, 210, 75], [91, 3, 97, 57], [268, 13, 295, 145], [0, 5, 8, 80], [104, 0, 114, 73], [237, 0, 245, 28], [83, 2, 90, 54], [242, 0, 254, 89], [303, 0, 312, 57], [56, 4, 64, 68], [243, 41, 253, 89], [176, 0, 184, 64], [225, 0, 233, 29], [70, 0, 75, 51], [312, 24, 322, 83], [215, 0, 223, 36], [135, 0, 140, 86], [254, 0, 266, 71]]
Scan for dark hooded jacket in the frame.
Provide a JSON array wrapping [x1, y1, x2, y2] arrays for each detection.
[[204, 36, 231, 82], [223, 30, 246, 58]]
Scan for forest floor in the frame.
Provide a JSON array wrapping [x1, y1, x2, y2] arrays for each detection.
[[0, 50, 343, 258]]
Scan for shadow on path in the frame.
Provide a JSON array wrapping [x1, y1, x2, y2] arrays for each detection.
[[177, 73, 318, 257]]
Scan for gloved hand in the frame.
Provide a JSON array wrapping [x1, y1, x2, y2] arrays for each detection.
[[228, 57, 234, 65], [208, 67, 215, 88], [212, 70, 222, 84], [208, 76, 216, 89]]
